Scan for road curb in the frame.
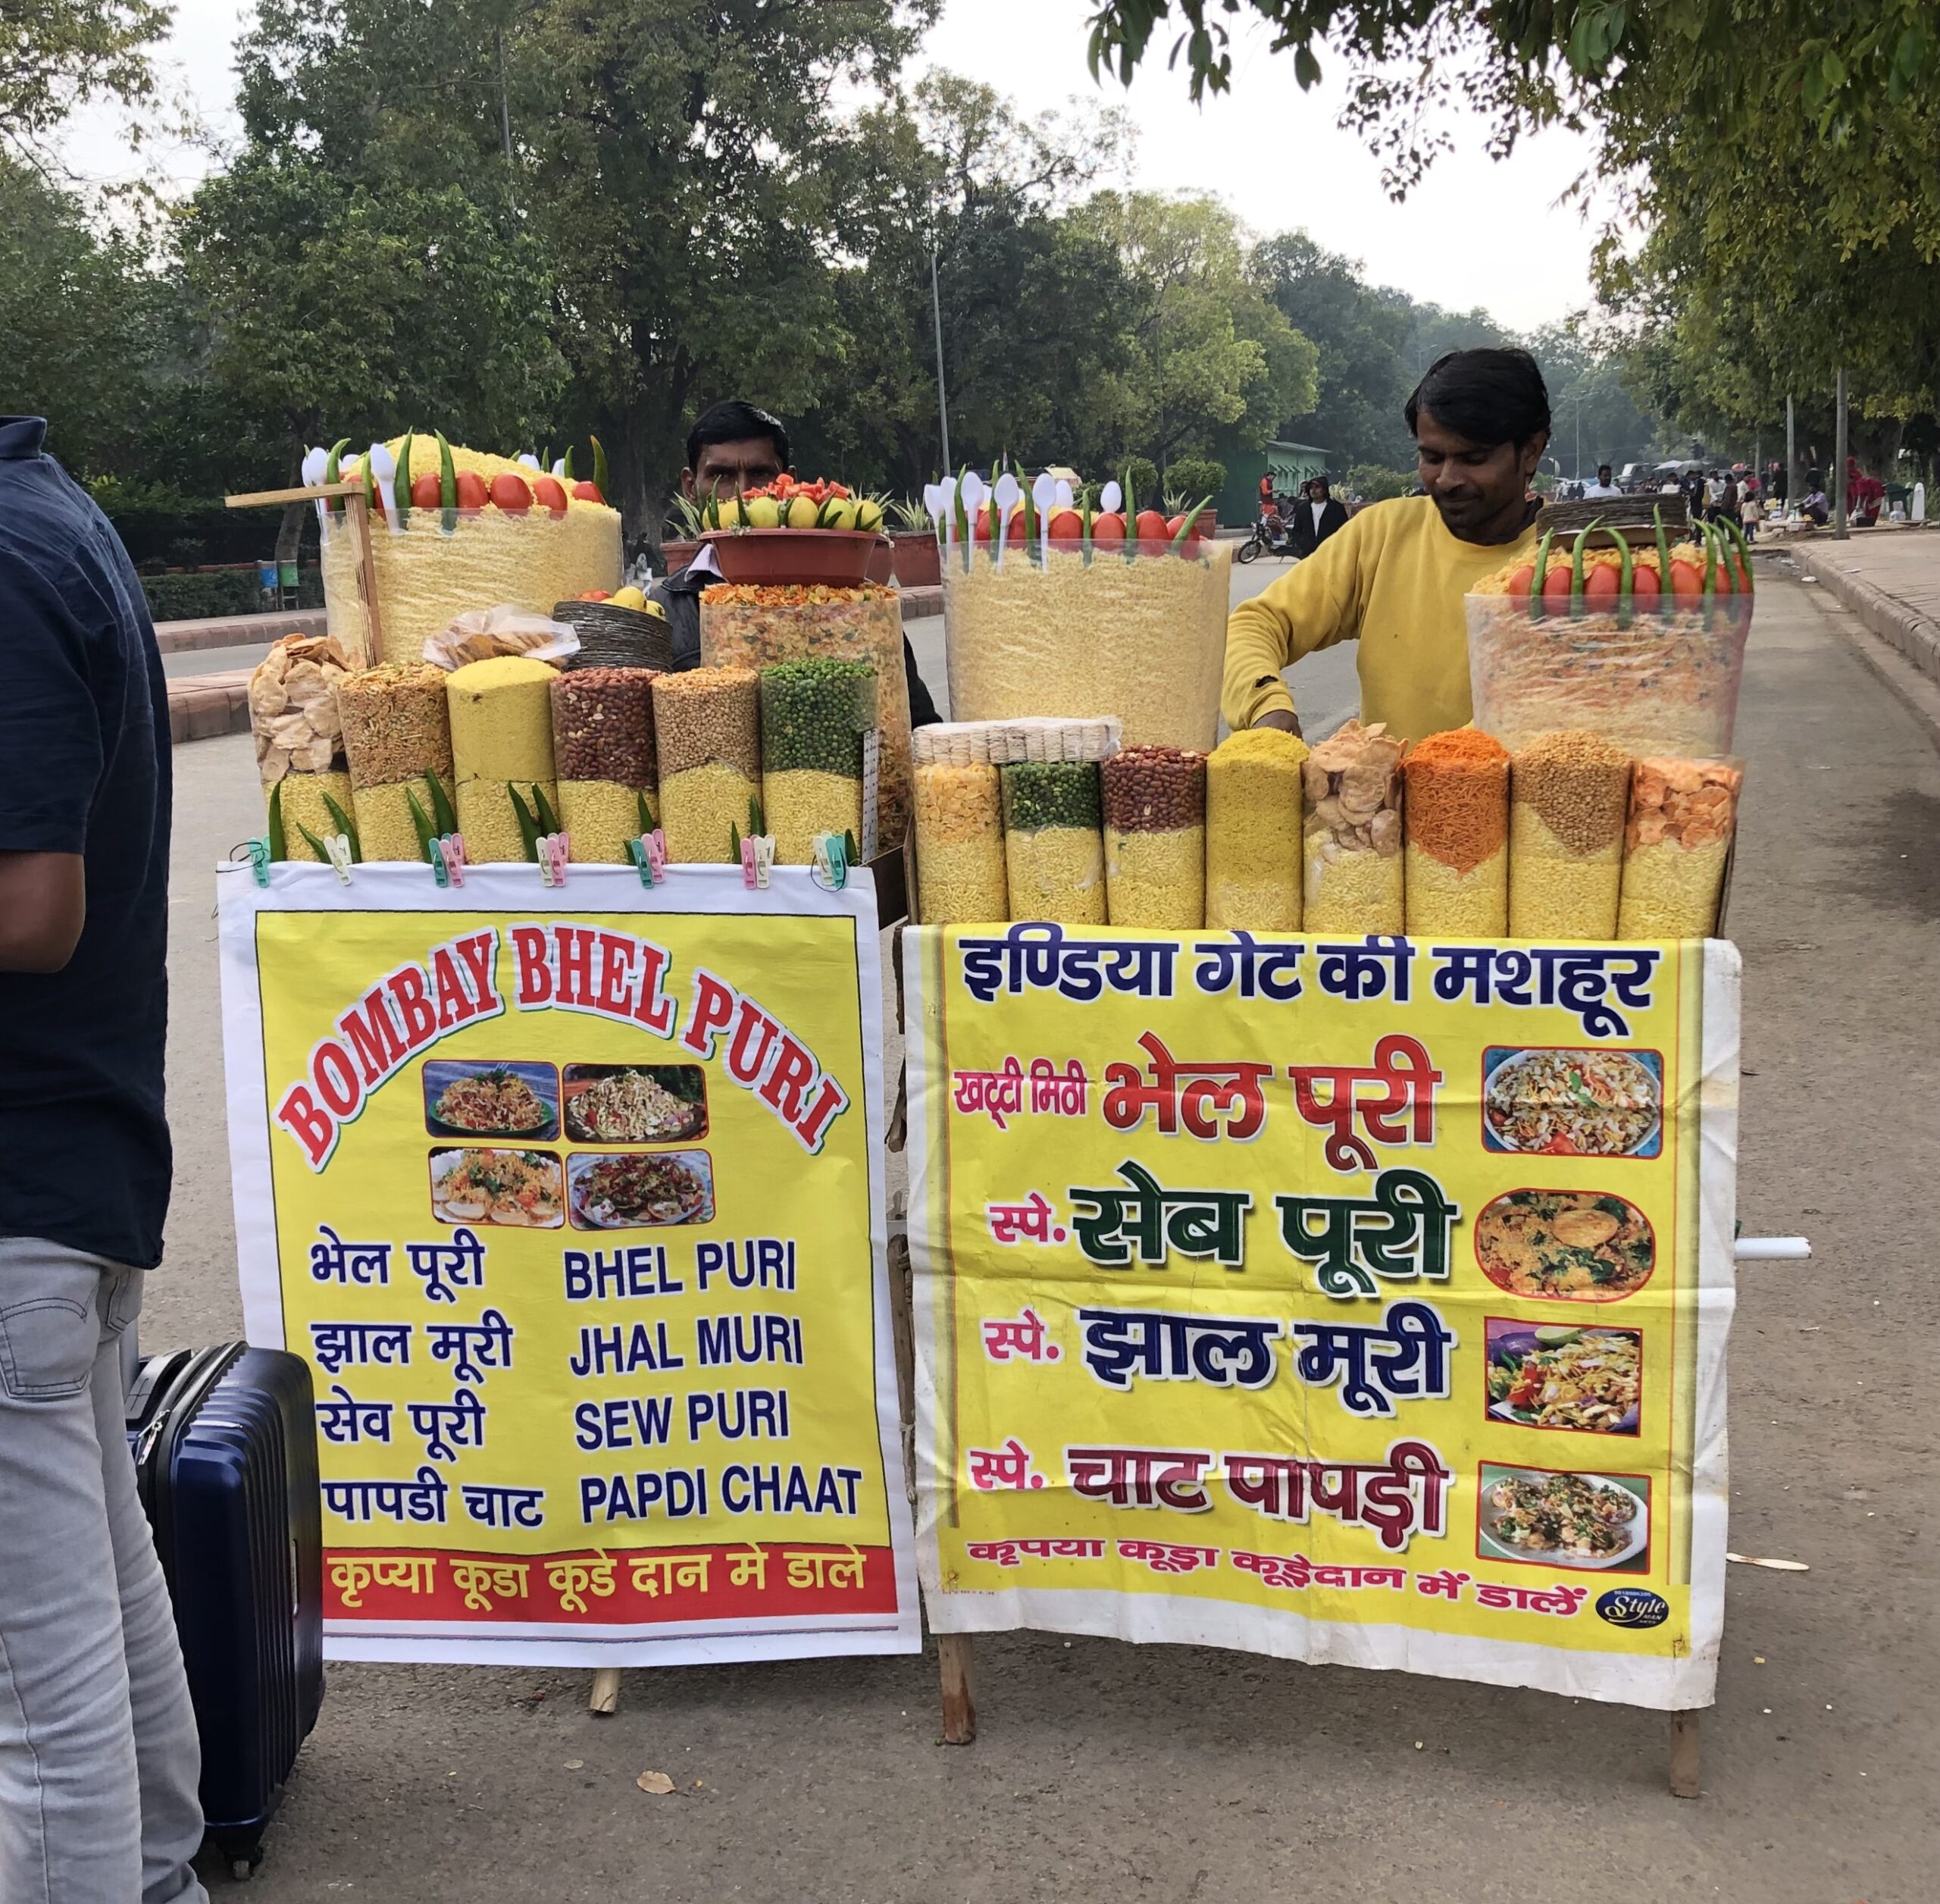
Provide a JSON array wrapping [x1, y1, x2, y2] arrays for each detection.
[[1787, 544, 1940, 691]]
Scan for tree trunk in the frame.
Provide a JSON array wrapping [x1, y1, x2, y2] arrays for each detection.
[[274, 443, 308, 575]]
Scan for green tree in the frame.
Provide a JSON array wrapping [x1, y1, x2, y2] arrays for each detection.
[[1249, 231, 1413, 467], [1079, 190, 1317, 468], [2, 0, 169, 160], [0, 159, 160, 475]]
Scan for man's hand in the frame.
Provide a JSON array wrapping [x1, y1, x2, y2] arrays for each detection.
[[0, 853, 85, 972], [1254, 709, 1304, 740]]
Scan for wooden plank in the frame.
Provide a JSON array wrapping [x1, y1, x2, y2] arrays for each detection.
[[226, 482, 361, 508], [868, 843, 909, 927], [1668, 1710, 1701, 1798], [346, 488, 383, 669], [588, 1667, 621, 1715], [938, 1632, 977, 1745]]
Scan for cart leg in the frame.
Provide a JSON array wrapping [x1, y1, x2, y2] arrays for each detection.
[[938, 1632, 978, 1745], [1668, 1709, 1701, 1797], [589, 1668, 621, 1715]]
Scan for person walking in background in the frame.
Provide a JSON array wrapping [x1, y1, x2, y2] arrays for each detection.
[[1288, 474, 1347, 559], [1740, 487, 1763, 541], [1682, 468, 1707, 525], [0, 415, 208, 1903], [1716, 469, 1741, 528], [1582, 462, 1622, 499]]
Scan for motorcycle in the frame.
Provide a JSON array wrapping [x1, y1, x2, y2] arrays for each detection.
[[1234, 509, 1294, 564]]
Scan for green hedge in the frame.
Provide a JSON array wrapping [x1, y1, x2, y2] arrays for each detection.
[[1166, 458, 1227, 505], [141, 565, 324, 624]]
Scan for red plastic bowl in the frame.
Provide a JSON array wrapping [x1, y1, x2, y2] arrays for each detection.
[[699, 528, 886, 587]]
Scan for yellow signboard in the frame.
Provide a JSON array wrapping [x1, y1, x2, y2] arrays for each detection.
[[907, 925, 1735, 1709], [220, 863, 918, 1664]]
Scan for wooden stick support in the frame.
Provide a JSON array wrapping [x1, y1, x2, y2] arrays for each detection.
[[345, 488, 384, 669], [938, 1632, 977, 1744], [1668, 1710, 1701, 1797], [588, 1667, 621, 1715]]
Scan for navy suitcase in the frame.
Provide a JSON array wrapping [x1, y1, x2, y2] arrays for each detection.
[[126, 1345, 325, 1880]]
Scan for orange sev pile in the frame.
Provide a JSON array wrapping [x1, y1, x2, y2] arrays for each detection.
[[1402, 728, 1510, 935]]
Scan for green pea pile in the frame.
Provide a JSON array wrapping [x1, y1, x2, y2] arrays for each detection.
[[759, 658, 878, 778], [1000, 761, 1101, 833]]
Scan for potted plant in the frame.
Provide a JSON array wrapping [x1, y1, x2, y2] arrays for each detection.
[[887, 496, 942, 586]]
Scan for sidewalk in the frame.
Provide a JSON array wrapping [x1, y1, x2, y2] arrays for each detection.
[[1782, 523, 1940, 687]]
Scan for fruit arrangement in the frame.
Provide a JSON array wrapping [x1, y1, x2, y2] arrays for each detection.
[[1477, 510, 1754, 618], [949, 467, 1211, 554], [698, 475, 885, 533]]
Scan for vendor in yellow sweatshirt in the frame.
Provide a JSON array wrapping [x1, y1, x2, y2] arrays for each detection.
[[1223, 348, 1552, 744]]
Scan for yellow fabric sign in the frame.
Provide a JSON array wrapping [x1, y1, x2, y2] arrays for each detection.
[[907, 925, 1736, 1710], [220, 863, 918, 1665]]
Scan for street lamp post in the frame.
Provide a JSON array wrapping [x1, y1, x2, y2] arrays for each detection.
[[930, 241, 951, 478]]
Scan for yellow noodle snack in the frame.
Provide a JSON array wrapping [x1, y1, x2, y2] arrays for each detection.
[[660, 762, 759, 865], [914, 762, 1007, 924], [1205, 728, 1306, 930]]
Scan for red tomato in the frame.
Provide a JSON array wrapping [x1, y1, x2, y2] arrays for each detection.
[[1710, 553, 1735, 593], [1669, 559, 1704, 602], [1046, 508, 1083, 540], [454, 471, 490, 511], [1505, 564, 1537, 599], [1584, 563, 1622, 609], [530, 474, 569, 516], [1092, 511, 1127, 543], [972, 508, 994, 542], [409, 471, 442, 511], [1631, 562, 1663, 608], [1541, 563, 1573, 606], [490, 472, 532, 513], [1165, 513, 1187, 541], [570, 481, 605, 504], [1133, 508, 1169, 544], [1006, 509, 1029, 543]]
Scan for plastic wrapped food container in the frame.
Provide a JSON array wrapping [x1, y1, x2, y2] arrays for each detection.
[[699, 584, 912, 849], [1205, 728, 1307, 931], [446, 655, 560, 862], [249, 635, 355, 862], [943, 541, 1231, 750], [1001, 762, 1105, 925], [652, 666, 761, 864], [759, 658, 878, 865], [338, 662, 454, 861], [1618, 757, 1743, 939], [1302, 720, 1405, 932], [1466, 587, 1748, 757], [320, 437, 621, 667], [1403, 728, 1510, 935], [552, 667, 659, 864], [1103, 747, 1206, 929], [913, 762, 1008, 924], [1508, 730, 1632, 938]]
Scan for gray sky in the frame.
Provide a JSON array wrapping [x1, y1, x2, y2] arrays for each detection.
[[59, 0, 1610, 333]]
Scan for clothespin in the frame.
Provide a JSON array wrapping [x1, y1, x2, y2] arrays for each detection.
[[241, 838, 271, 888], [323, 833, 354, 885], [538, 832, 570, 888], [434, 835, 467, 887], [741, 831, 775, 891], [812, 832, 848, 891], [627, 830, 668, 888]]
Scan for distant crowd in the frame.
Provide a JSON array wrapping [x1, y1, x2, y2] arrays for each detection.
[[1557, 456, 1895, 534]]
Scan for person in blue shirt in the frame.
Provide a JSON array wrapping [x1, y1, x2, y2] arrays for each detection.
[[0, 418, 208, 1902]]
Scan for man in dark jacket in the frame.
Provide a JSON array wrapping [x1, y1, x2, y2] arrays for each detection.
[[1288, 474, 1348, 559], [649, 400, 940, 725], [0, 416, 207, 1901]]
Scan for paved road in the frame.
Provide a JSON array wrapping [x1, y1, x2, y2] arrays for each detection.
[[152, 572, 1938, 1902]]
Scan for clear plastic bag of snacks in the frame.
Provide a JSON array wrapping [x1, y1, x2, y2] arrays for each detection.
[[1403, 728, 1510, 935], [1205, 728, 1307, 931], [1000, 761, 1105, 925], [1103, 747, 1206, 929], [652, 667, 760, 864], [1302, 720, 1404, 932], [447, 655, 560, 862], [943, 541, 1229, 750], [759, 658, 878, 865], [1508, 729, 1633, 939], [338, 662, 454, 860], [914, 762, 1008, 924], [1618, 756, 1743, 939], [552, 668, 659, 863]]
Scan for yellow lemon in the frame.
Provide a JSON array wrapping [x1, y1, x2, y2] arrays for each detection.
[[746, 495, 782, 528], [610, 585, 647, 611], [784, 495, 821, 529]]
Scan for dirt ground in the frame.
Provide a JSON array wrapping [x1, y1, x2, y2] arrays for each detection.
[[148, 570, 1936, 1902]]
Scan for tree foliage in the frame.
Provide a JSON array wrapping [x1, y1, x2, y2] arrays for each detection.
[[2, 0, 169, 160]]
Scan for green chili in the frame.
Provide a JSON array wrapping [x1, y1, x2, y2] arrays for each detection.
[[1529, 527, 1555, 619]]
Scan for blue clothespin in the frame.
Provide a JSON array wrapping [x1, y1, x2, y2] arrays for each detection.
[[242, 838, 271, 888], [812, 831, 849, 891]]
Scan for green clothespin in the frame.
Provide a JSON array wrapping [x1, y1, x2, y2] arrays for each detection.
[[242, 838, 271, 888], [812, 831, 849, 891]]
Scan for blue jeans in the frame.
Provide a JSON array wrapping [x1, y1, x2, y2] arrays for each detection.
[[0, 1239, 207, 1903]]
